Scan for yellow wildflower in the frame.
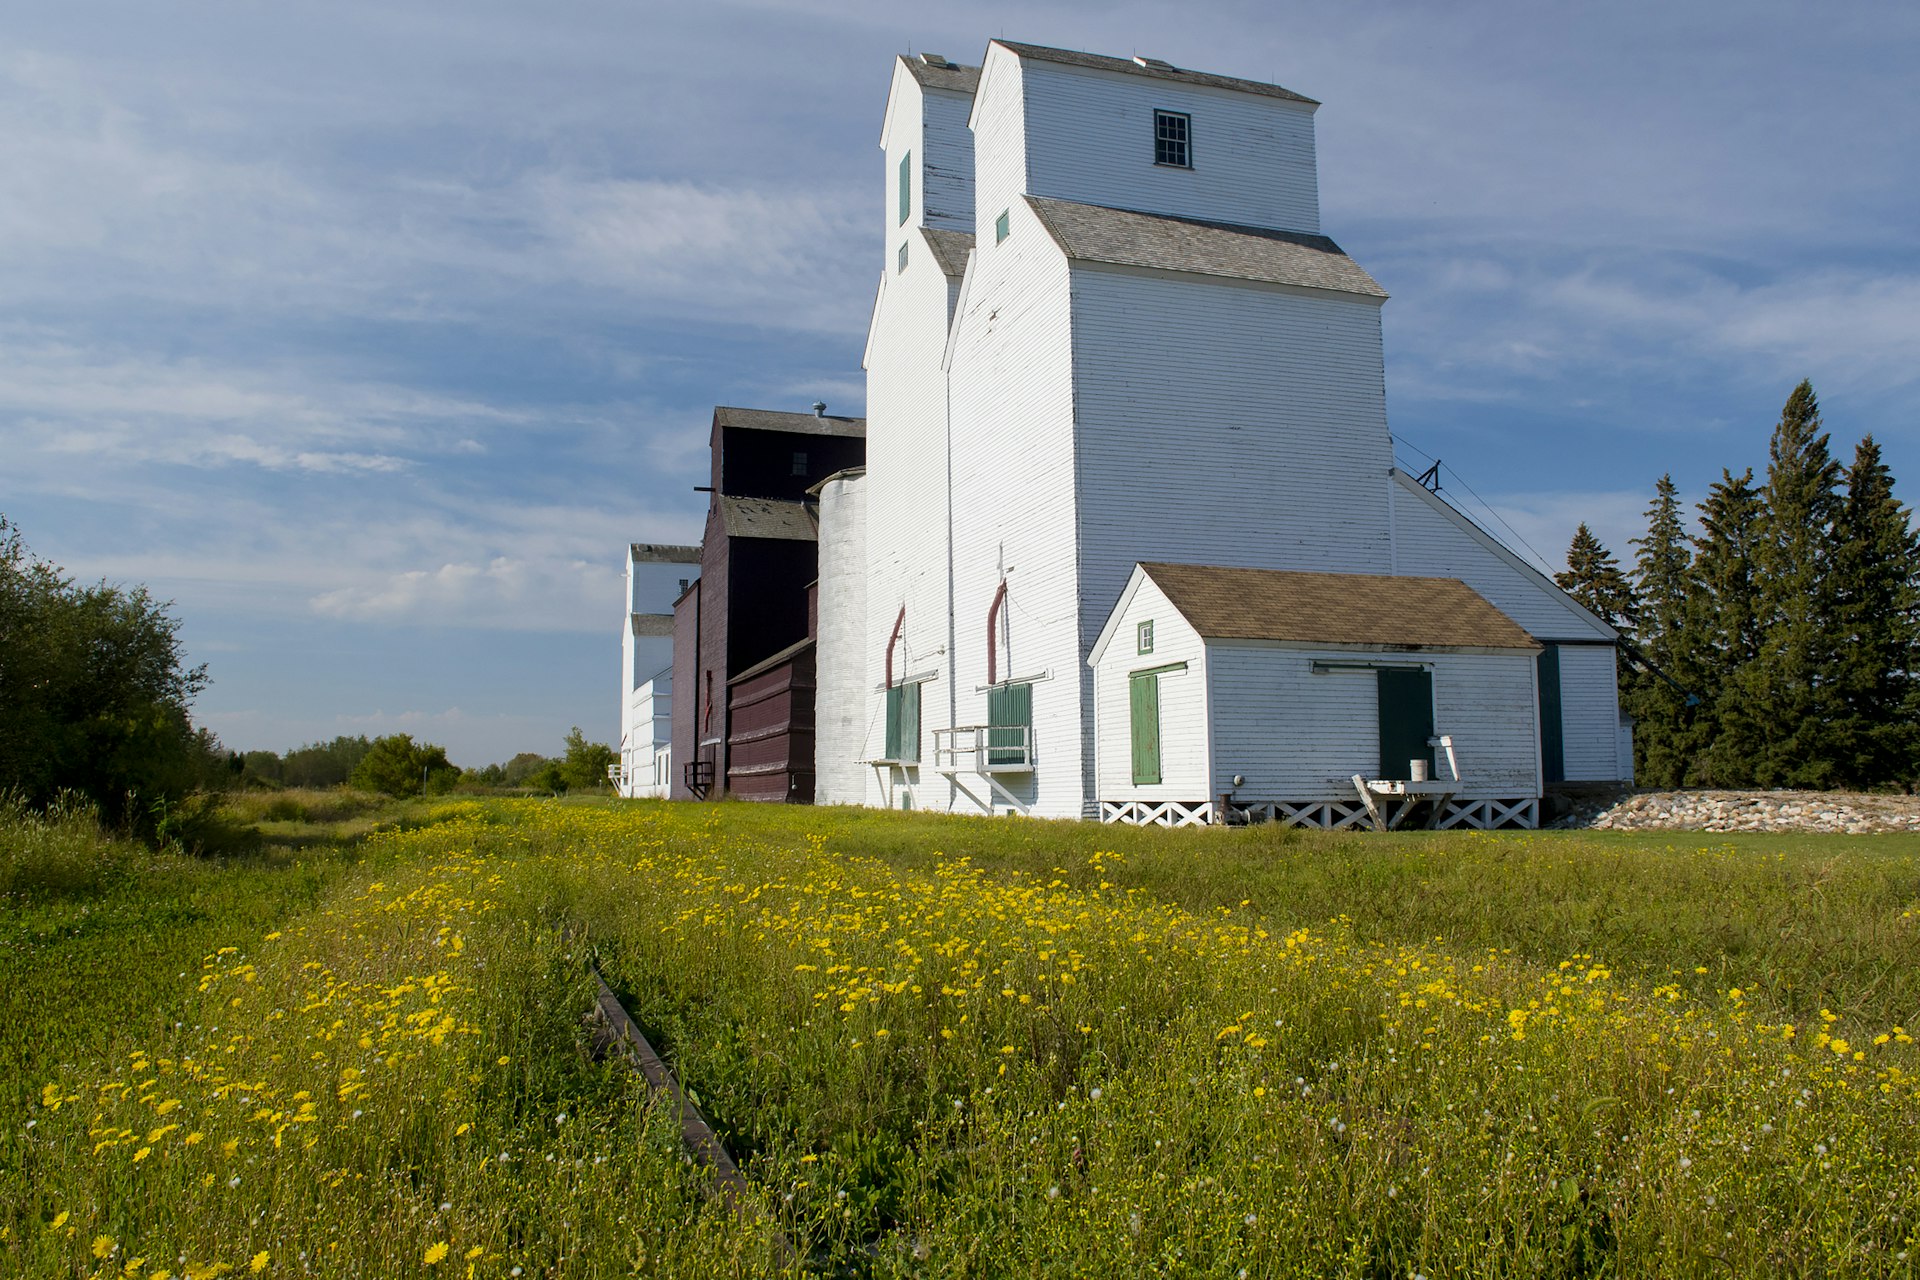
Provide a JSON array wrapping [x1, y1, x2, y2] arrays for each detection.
[[93, 1235, 117, 1259], [250, 1250, 270, 1273], [424, 1241, 449, 1266]]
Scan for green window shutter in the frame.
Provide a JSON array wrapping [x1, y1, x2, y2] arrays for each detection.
[[1538, 646, 1565, 784], [898, 151, 911, 226], [994, 210, 1010, 244], [884, 683, 921, 763], [1376, 668, 1435, 781], [987, 682, 1032, 766], [1129, 673, 1161, 786], [902, 682, 920, 763]]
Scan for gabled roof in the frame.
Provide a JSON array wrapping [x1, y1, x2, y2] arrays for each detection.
[[991, 40, 1316, 106], [1025, 197, 1386, 298], [901, 54, 981, 95], [1137, 562, 1539, 651], [716, 496, 817, 542], [712, 406, 867, 439], [922, 227, 974, 278]]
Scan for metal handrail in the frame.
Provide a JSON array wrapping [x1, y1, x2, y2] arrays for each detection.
[[933, 724, 1033, 773]]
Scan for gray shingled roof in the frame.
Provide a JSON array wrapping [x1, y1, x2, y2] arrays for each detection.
[[716, 496, 817, 542], [992, 41, 1316, 106], [712, 406, 867, 439], [901, 54, 981, 95], [629, 543, 700, 563], [922, 227, 974, 278], [1024, 197, 1386, 298], [1138, 563, 1538, 651]]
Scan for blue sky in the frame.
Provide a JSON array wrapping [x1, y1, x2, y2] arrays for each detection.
[[3, 0, 1915, 766]]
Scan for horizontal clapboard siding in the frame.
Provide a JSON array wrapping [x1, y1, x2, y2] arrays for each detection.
[[864, 73, 978, 808], [1390, 474, 1613, 640], [1073, 265, 1395, 655], [1019, 59, 1321, 234], [1556, 643, 1627, 782], [1092, 577, 1210, 798], [921, 84, 975, 232], [946, 198, 1083, 816], [1204, 646, 1540, 800]]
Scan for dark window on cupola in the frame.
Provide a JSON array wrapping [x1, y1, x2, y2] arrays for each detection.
[[1154, 111, 1191, 168]]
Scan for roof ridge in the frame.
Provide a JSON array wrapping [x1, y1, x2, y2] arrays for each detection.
[[989, 40, 1317, 107]]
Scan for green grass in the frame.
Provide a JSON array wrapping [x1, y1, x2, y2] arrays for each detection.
[[5, 797, 1919, 1277]]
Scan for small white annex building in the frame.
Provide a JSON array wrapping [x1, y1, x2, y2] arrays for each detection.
[[615, 543, 700, 798], [1090, 563, 1546, 828], [812, 39, 1630, 826]]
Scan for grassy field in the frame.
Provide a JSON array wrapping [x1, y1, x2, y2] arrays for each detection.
[[5, 796, 1919, 1277]]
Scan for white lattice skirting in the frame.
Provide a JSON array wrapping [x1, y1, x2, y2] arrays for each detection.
[[1100, 797, 1539, 831]]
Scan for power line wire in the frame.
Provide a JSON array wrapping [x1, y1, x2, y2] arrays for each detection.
[[1390, 432, 1561, 577]]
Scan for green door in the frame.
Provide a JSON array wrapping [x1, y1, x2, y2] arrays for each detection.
[[987, 682, 1032, 766], [1376, 668, 1435, 781], [1537, 645, 1565, 783], [1130, 673, 1161, 785]]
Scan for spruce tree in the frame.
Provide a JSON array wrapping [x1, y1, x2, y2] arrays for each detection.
[[1625, 476, 1700, 786], [1688, 469, 1765, 787], [1555, 523, 1638, 634], [1741, 380, 1842, 787], [1829, 436, 1920, 788]]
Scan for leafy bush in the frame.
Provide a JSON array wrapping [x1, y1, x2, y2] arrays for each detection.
[[348, 734, 459, 798], [0, 517, 224, 834]]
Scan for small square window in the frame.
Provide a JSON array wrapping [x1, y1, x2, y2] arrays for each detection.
[[994, 210, 1010, 244], [1154, 110, 1190, 168], [1137, 620, 1154, 655], [897, 241, 909, 273], [792, 451, 808, 476]]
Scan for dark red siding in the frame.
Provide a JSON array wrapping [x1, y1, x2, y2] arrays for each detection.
[[726, 644, 816, 803]]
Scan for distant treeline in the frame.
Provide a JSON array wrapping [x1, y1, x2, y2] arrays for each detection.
[[238, 728, 616, 797], [1555, 380, 1917, 791]]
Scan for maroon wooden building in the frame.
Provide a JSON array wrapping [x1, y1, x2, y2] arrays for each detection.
[[670, 407, 865, 801]]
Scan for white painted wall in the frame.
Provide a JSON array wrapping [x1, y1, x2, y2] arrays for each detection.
[[1556, 643, 1626, 782], [1016, 55, 1321, 234], [945, 197, 1083, 817], [1388, 473, 1626, 783], [1090, 575, 1211, 800], [864, 69, 981, 811], [1389, 474, 1612, 640], [1073, 265, 1394, 597], [1201, 646, 1541, 802], [814, 470, 868, 804]]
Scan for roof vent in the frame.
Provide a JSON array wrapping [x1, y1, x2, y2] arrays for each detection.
[[812, 401, 827, 417], [919, 52, 950, 67], [1133, 55, 1175, 71]]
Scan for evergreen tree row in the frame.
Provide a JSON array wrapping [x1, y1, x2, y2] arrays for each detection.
[[1555, 381, 1920, 791]]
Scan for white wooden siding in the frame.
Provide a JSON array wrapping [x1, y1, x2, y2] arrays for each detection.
[[864, 72, 979, 807], [945, 197, 1084, 817], [1556, 643, 1627, 782], [1090, 576, 1211, 799], [970, 47, 1030, 259], [1072, 265, 1395, 633], [1018, 59, 1321, 234], [1205, 645, 1541, 801], [921, 84, 975, 232], [1389, 473, 1613, 641]]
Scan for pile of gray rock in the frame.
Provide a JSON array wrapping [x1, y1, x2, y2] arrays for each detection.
[[1550, 789, 1920, 834]]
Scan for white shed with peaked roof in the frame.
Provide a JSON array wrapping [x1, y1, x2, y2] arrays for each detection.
[[1088, 563, 1546, 829]]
